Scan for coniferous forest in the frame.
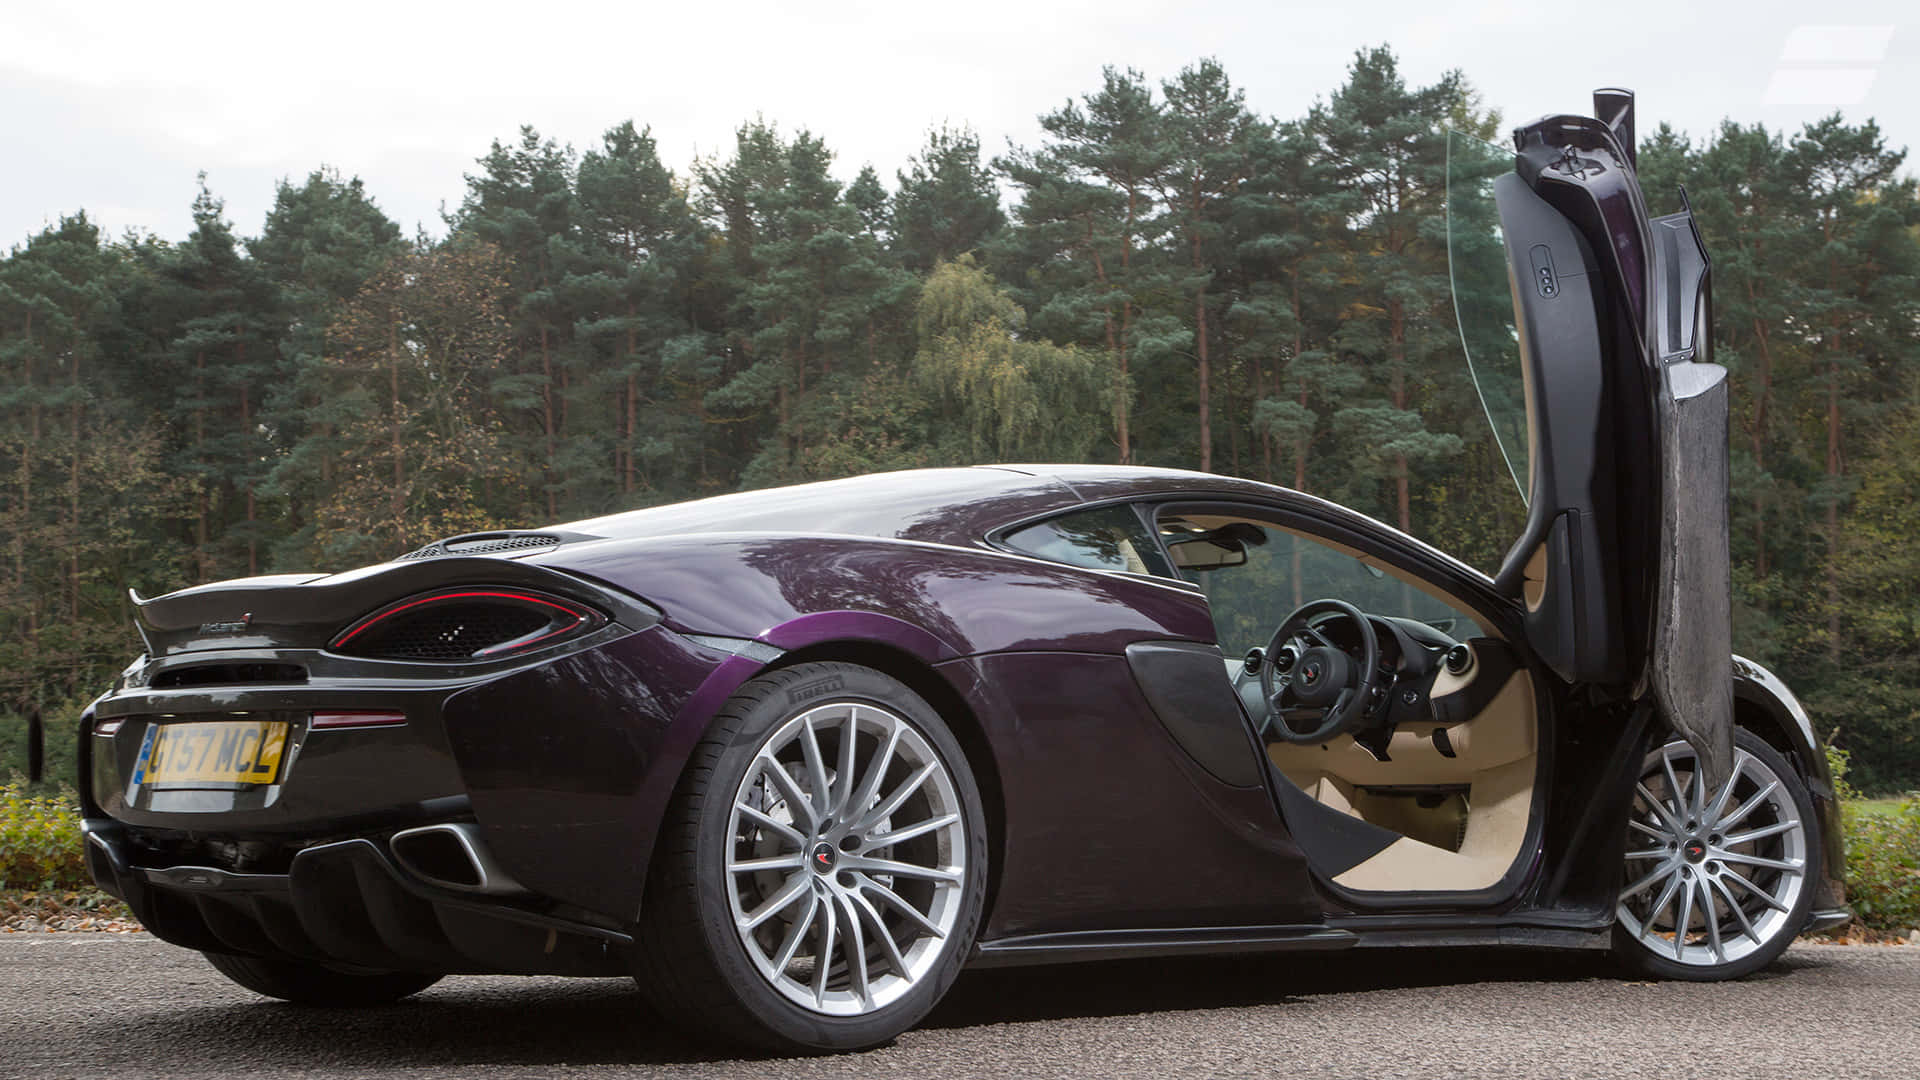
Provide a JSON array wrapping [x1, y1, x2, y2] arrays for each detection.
[[4, 49, 1919, 790]]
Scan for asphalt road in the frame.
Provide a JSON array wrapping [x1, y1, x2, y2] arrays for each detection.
[[4, 935, 1917, 1079]]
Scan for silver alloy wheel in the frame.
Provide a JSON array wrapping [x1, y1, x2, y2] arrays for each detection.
[[1616, 740, 1808, 967], [724, 700, 967, 1016]]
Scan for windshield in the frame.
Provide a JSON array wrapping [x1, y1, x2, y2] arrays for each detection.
[[1445, 129, 1529, 503]]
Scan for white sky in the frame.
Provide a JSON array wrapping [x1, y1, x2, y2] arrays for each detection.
[[4, 0, 1916, 248]]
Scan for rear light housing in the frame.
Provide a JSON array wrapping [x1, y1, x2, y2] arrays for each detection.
[[329, 588, 606, 662]]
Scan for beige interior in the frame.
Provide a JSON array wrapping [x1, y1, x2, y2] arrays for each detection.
[[1269, 664, 1537, 893], [1522, 542, 1548, 612], [1160, 505, 1539, 896]]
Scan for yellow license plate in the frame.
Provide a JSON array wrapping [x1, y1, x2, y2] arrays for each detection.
[[140, 720, 289, 787]]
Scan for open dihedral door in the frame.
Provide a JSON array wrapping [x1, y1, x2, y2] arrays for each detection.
[[1448, 90, 1734, 788]]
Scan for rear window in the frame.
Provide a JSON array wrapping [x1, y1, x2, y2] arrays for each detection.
[[1001, 505, 1173, 577]]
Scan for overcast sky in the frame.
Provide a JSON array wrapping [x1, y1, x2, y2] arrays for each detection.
[[5, 0, 1916, 249]]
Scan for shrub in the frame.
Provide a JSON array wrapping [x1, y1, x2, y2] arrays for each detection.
[[0, 780, 92, 891], [1826, 745, 1920, 932]]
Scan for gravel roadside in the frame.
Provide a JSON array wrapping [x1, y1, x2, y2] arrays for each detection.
[[5, 934, 1918, 1079]]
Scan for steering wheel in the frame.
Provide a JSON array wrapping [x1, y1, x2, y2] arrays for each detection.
[[1259, 598, 1382, 745]]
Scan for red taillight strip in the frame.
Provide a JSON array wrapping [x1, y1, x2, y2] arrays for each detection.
[[332, 589, 588, 647], [310, 710, 408, 730], [472, 616, 591, 657]]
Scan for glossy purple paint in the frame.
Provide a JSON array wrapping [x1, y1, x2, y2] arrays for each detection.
[[557, 466, 1082, 550], [443, 625, 738, 918], [941, 650, 1321, 938], [536, 533, 1216, 656], [757, 610, 958, 663]]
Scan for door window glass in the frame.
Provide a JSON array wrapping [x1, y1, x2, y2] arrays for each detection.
[[1446, 128, 1530, 503], [1159, 510, 1491, 657]]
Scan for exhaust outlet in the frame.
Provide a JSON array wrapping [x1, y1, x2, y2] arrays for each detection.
[[388, 823, 528, 895]]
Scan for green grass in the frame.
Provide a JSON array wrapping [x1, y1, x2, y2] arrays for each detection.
[[1854, 797, 1916, 822]]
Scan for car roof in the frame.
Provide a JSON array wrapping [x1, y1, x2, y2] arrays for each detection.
[[556, 464, 1275, 548]]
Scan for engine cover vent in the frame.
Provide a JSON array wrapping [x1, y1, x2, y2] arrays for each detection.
[[396, 532, 561, 561]]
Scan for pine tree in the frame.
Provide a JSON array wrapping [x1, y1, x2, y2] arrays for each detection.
[[457, 129, 581, 520], [1158, 58, 1265, 472], [998, 67, 1176, 464], [1309, 48, 1467, 531], [0, 215, 167, 718], [249, 168, 406, 565], [570, 121, 707, 504], [894, 126, 1005, 272], [1784, 116, 1920, 660], [312, 239, 516, 563], [150, 180, 280, 580]]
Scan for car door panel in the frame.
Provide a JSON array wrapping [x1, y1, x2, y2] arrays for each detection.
[[1478, 97, 1735, 787]]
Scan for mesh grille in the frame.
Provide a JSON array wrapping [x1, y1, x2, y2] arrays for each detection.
[[447, 535, 559, 554], [395, 534, 560, 561], [348, 602, 552, 661]]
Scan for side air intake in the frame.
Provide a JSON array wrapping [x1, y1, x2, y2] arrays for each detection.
[[329, 588, 604, 662]]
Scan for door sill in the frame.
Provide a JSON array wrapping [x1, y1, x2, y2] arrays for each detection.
[[970, 924, 1357, 968]]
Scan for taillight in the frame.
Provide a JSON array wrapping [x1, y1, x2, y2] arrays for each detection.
[[311, 710, 408, 730], [329, 588, 604, 662]]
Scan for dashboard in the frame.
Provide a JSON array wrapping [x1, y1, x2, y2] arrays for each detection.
[[1228, 612, 1470, 750]]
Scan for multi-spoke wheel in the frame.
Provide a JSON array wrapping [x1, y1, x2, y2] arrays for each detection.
[[1612, 728, 1818, 980], [635, 662, 987, 1052]]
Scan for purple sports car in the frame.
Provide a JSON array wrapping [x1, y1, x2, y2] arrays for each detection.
[[78, 91, 1846, 1052]]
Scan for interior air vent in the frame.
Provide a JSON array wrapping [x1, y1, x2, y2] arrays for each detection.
[[330, 588, 605, 662], [151, 663, 307, 689], [395, 532, 561, 561]]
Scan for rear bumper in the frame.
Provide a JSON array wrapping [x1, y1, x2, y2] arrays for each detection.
[[83, 818, 630, 976], [83, 624, 770, 926]]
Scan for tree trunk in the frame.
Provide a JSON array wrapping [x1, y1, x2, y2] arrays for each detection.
[[15, 311, 31, 600], [390, 314, 405, 522], [559, 363, 572, 510], [1119, 188, 1137, 465], [1196, 286, 1211, 472], [195, 350, 209, 582], [20, 311, 39, 691], [68, 334, 81, 621], [1747, 303, 1773, 583], [1087, 220, 1129, 464], [541, 323, 556, 520], [1289, 271, 1307, 492], [239, 355, 256, 577], [1390, 297, 1410, 534], [624, 373, 636, 497], [622, 307, 636, 496], [1256, 351, 1273, 483], [1826, 354, 1842, 661], [795, 338, 807, 462], [1192, 191, 1211, 473]]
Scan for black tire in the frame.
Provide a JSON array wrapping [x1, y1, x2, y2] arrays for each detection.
[[634, 662, 990, 1053], [203, 951, 441, 1005], [1612, 728, 1820, 980]]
